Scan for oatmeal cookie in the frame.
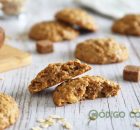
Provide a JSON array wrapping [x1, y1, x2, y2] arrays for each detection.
[[28, 60, 92, 94], [112, 14, 140, 36], [55, 8, 97, 31], [29, 21, 79, 41], [75, 38, 128, 64], [53, 76, 120, 106], [0, 93, 19, 130]]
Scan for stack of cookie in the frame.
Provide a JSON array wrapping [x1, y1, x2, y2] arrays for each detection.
[[28, 60, 120, 107], [29, 8, 97, 43]]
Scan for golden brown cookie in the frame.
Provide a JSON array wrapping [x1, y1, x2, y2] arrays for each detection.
[[53, 76, 120, 106], [55, 8, 97, 31], [29, 21, 79, 41], [28, 60, 92, 94], [0, 93, 19, 130], [75, 38, 128, 64], [112, 14, 140, 36]]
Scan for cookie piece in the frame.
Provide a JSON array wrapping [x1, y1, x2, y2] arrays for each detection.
[[0, 93, 19, 130], [36, 40, 54, 54], [28, 60, 92, 94], [75, 38, 128, 64], [112, 14, 140, 36], [0, 27, 5, 48], [53, 76, 120, 106], [55, 8, 97, 31], [29, 21, 79, 41], [123, 65, 140, 82]]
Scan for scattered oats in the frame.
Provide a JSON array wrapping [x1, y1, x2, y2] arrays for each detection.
[[37, 119, 46, 123], [40, 123, 49, 128], [58, 117, 65, 122], [49, 115, 61, 119], [134, 122, 140, 128], [31, 126, 42, 130], [62, 121, 72, 130], [0, 77, 4, 80], [33, 115, 72, 130], [47, 117, 55, 123], [132, 108, 140, 114], [41, 118, 55, 126], [89, 116, 97, 121]]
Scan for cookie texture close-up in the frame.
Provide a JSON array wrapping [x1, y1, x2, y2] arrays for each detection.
[[55, 8, 97, 31], [112, 14, 140, 36], [29, 21, 79, 41], [0, 93, 19, 130], [53, 76, 120, 106], [28, 60, 92, 94], [75, 38, 128, 64]]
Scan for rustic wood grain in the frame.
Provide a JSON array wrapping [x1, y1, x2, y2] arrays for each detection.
[[0, 0, 140, 130], [0, 44, 31, 72]]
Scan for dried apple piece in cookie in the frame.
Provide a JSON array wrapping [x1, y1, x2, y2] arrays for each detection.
[[28, 60, 92, 94]]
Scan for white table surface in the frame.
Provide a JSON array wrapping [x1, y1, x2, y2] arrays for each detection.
[[0, 0, 140, 130]]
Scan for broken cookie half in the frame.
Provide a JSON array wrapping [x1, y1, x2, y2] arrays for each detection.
[[28, 60, 92, 94], [53, 76, 120, 106]]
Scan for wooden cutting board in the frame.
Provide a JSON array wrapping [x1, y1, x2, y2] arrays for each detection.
[[0, 44, 32, 73]]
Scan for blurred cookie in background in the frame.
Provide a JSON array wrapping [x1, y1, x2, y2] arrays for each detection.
[[112, 14, 140, 36], [29, 21, 79, 42], [75, 38, 128, 64], [55, 8, 97, 32]]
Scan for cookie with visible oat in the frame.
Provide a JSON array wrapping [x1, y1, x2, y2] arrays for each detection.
[[0, 93, 19, 130], [75, 38, 128, 64], [28, 60, 92, 94], [53, 76, 120, 106], [112, 14, 140, 36], [55, 8, 97, 31], [29, 21, 79, 41]]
